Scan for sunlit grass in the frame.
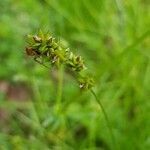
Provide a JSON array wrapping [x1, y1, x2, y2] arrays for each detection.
[[0, 0, 149, 149]]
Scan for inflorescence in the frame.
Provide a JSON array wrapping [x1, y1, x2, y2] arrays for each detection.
[[25, 30, 94, 90]]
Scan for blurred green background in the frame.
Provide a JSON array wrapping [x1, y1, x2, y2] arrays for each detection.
[[0, 0, 149, 149]]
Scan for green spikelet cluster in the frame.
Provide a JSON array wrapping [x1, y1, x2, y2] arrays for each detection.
[[25, 30, 94, 90]]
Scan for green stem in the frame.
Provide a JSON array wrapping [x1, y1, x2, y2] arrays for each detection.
[[55, 65, 64, 114], [90, 89, 116, 149]]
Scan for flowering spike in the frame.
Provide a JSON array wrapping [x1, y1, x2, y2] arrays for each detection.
[[25, 31, 94, 90]]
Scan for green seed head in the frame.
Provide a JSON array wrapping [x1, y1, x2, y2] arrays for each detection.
[[25, 30, 94, 90]]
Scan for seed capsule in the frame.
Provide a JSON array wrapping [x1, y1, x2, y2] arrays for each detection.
[[33, 36, 42, 42]]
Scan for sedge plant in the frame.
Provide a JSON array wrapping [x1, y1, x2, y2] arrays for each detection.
[[25, 30, 116, 148]]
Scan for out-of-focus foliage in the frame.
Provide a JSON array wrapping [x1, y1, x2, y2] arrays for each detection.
[[0, 0, 149, 149]]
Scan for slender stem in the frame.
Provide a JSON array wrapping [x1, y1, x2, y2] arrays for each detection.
[[90, 89, 116, 149], [55, 65, 64, 114]]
